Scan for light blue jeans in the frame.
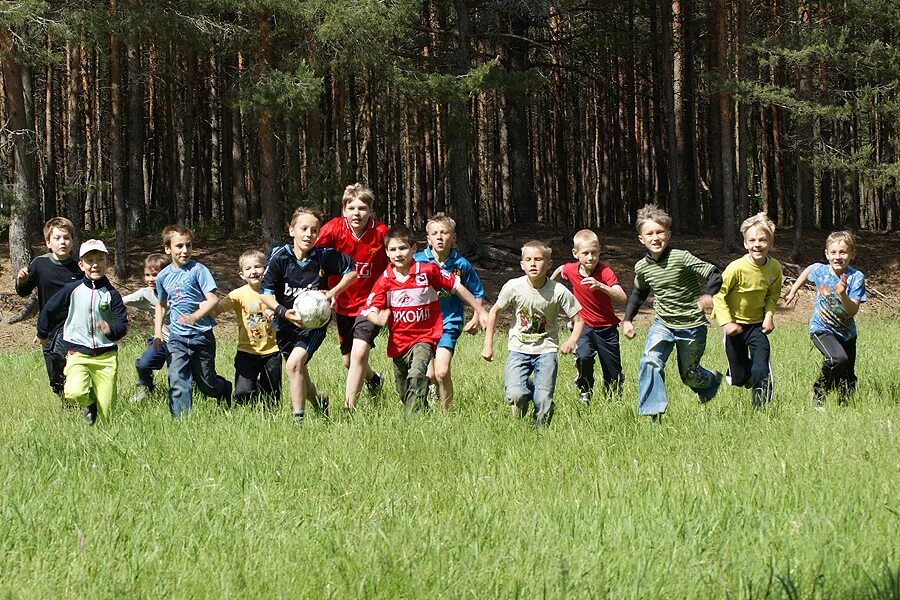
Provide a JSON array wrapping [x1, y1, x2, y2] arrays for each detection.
[[504, 351, 558, 426], [637, 319, 720, 416]]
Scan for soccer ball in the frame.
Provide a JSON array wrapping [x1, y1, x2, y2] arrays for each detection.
[[292, 290, 332, 329]]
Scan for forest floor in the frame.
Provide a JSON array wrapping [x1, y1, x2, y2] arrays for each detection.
[[0, 224, 897, 352]]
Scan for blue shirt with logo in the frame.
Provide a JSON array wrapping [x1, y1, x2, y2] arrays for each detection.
[[808, 263, 866, 341], [156, 260, 218, 336], [413, 247, 484, 331]]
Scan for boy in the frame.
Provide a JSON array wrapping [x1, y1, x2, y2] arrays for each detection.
[[37, 240, 127, 423], [315, 183, 389, 409], [153, 225, 232, 418], [122, 253, 170, 402], [260, 208, 357, 421], [412, 213, 485, 411], [362, 225, 486, 413], [786, 231, 865, 406], [622, 205, 723, 419], [551, 229, 627, 405], [215, 250, 282, 407], [482, 241, 583, 427], [713, 212, 783, 408], [15, 217, 82, 395]]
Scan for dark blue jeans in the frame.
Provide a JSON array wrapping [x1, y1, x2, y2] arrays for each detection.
[[135, 337, 170, 390], [167, 330, 231, 418], [575, 325, 624, 396]]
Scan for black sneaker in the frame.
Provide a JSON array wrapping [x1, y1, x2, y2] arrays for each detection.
[[83, 402, 98, 425], [365, 372, 384, 393], [293, 410, 305, 423], [578, 391, 592, 406], [314, 392, 330, 418], [698, 371, 722, 404]]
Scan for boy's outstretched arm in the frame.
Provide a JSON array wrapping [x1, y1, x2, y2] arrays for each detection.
[[178, 291, 220, 326], [785, 264, 814, 305], [362, 307, 390, 327], [481, 303, 503, 361], [324, 271, 357, 305], [560, 314, 584, 354], [453, 283, 488, 331], [549, 265, 565, 281]]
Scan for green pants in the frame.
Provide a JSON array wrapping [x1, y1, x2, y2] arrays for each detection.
[[64, 351, 118, 421], [392, 343, 435, 413]]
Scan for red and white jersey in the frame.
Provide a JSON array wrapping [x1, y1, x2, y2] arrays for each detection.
[[362, 262, 459, 358], [316, 216, 389, 316]]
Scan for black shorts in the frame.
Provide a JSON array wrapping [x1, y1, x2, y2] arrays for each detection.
[[276, 324, 328, 362], [335, 313, 381, 356]]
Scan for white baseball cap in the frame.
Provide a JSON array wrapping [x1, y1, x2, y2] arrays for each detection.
[[79, 239, 109, 257]]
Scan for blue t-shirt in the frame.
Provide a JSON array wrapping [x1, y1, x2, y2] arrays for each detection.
[[413, 247, 484, 331], [808, 263, 866, 340], [156, 260, 218, 336]]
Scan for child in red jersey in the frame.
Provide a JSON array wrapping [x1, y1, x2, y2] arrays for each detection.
[[315, 183, 390, 410], [550, 229, 627, 405], [361, 225, 487, 413]]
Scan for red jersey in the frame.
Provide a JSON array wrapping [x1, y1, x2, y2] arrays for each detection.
[[316, 216, 389, 316], [362, 261, 459, 358], [560, 261, 620, 328]]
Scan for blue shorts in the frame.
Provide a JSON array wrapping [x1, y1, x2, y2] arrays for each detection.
[[437, 325, 462, 351]]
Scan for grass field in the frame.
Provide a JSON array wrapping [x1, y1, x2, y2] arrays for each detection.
[[1, 318, 898, 598]]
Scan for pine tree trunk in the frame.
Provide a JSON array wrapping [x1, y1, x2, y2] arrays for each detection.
[[109, 0, 128, 277]]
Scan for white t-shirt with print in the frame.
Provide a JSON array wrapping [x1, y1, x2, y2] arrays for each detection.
[[495, 276, 580, 355]]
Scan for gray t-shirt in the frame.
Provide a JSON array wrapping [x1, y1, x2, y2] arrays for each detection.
[[496, 276, 581, 354], [122, 287, 170, 342]]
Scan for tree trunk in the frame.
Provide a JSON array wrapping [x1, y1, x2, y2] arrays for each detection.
[[109, 0, 128, 277], [256, 14, 279, 248], [126, 42, 145, 234]]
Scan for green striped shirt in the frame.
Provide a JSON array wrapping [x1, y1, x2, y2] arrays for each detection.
[[633, 248, 714, 328]]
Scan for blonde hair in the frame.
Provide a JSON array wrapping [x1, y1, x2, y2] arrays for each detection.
[[239, 249, 266, 268], [290, 206, 323, 226], [825, 230, 856, 254], [521, 240, 552, 260], [144, 253, 169, 273], [43, 217, 75, 242], [573, 229, 600, 248], [161, 224, 193, 247], [740, 212, 776, 241], [635, 204, 672, 233], [426, 213, 457, 233], [341, 182, 375, 209]]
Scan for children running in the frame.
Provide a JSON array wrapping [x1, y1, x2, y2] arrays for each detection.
[[362, 225, 486, 413], [260, 208, 357, 421], [713, 213, 783, 408], [551, 229, 626, 405], [482, 241, 582, 427], [623, 205, 723, 420], [413, 213, 486, 411], [37, 240, 128, 423], [154, 225, 232, 418], [122, 253, 170, 402], [785, 231, 865, 407]]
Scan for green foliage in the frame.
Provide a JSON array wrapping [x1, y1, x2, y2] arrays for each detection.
[[238, 60, 322, 117], [0, 319, 897, 596]]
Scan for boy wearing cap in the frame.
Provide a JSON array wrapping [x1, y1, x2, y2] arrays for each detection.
[[37, 240, 128, 423]]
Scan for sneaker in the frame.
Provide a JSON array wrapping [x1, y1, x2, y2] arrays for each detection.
[[365, 372, 384, 393], [428, 384, 439, 406], [578, 391, 592, 406], [811, 390, 826, 410], [314, 392, 330, 418], [130, 386, 150, 403], [293, 410, 305, 423], [83, 402, 98, 425], [698, 371, 722, 404]]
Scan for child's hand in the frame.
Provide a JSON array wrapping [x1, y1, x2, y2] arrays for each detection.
[[283, 309, 304, 328], [177, 313, 198, 326], [762, 314, 775, 334], [152, 336, 164, 351], [697, 294, 713, 312], [481, 345, 494, 362], [324, 291, 338, 308], [34, 335, 45, 346], [622, 321, 636, 339], [97, 320, 111, 335], [723, 322, 743, 336], [16, 267, 29, 282], [785, 291, 797, 305], [560, 338, 576, 354], [263, 308, 275, 321], [463, 313, 480, 334], [834, 273, 848, 296], [581, 277, 602, 291]]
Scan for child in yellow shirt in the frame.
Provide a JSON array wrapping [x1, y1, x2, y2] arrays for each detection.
[[713, 213, 782, 407]]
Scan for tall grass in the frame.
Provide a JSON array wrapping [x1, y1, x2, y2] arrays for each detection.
[[0, 319, 897, 598]]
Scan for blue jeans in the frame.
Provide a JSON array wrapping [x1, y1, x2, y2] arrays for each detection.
[[167, 330, 232, 418], [637, 319, 720, 416], [504, 351, 558, 426], [135, 337, 170, 390]]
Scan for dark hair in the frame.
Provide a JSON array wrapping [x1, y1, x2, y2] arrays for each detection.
[[385, 224, 413, 246]]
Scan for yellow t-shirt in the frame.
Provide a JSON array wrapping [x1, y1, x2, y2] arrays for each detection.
[[713, 256, 783, 324], [220, 285, 278, 355]]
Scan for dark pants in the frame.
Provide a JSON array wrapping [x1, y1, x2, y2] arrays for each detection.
[[575, 325, 624, 396], [43, 324, 66, 395], [724, 323, 772, 407], [811, 332, 857, 401], [167, 330, 232, 418], [392, 343, 434, 413], [233, 350, 282, 406], [135, 337, 170, 390]]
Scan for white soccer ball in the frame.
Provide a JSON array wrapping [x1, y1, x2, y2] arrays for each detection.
[[292, 290, 332, 329]]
